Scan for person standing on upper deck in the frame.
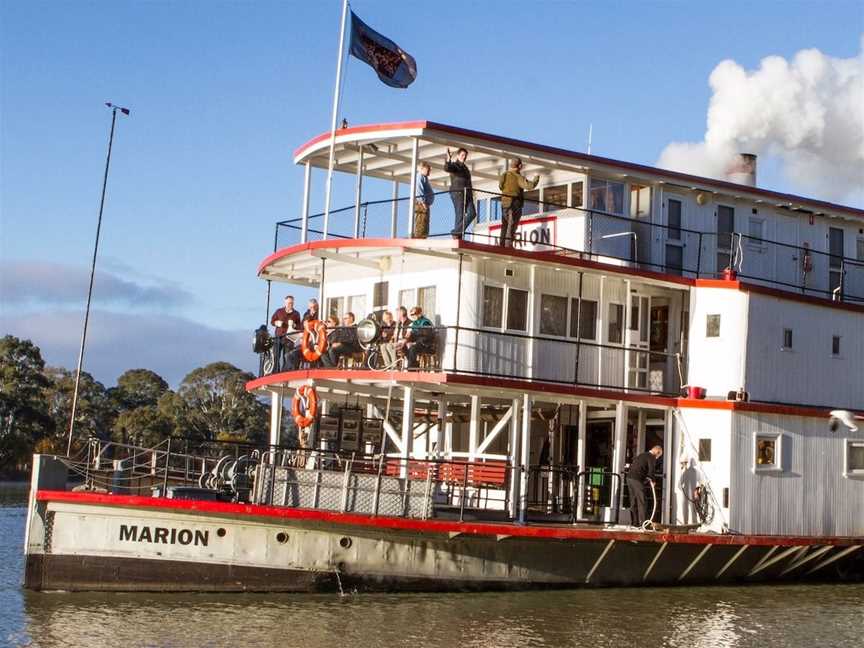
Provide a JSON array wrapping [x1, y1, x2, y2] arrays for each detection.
[[627, 445, 663, 527], [498, 158, 540, 248], [413, 161, 435, 238], [444, 147, 476, 238]]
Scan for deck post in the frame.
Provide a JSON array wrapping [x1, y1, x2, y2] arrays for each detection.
[[468, 395, 480, 462], [519, 394, 532, 523], [353, 146, 364, 238], [508, 397, 521, 520], [576, 400, 587, 521], [269, 390, 283, 454], [400, 386, 414, 478], [611, 400, 627, 524], [390, 181, 399, 238], [408, 137, 419, 236], [300, 161, 312, 244]]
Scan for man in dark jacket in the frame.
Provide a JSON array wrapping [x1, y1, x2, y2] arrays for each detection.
[[322, 312, 361, 367], [627, 445, 663, 527], [445, 147, 476, 237]]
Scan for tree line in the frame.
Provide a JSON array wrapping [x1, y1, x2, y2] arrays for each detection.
[[0, 335, 268, 478]]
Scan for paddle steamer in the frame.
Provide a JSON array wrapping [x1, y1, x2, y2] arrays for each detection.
[[24, 121, 864, 591]]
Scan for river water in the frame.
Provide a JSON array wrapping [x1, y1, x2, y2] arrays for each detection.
[[2, 483, 862, 648]]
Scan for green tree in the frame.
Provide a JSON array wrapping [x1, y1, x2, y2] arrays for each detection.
[[163, 362, 267, 443], [112, 404, 174, 447], [0, 336, 51, 473], [43, 367, 116, 453], [110, 368, 169, 410]]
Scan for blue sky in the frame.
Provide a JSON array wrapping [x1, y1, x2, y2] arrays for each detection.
[[1, 1, 862, 386]]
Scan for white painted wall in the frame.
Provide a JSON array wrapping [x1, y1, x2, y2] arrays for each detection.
[[744, 293, 864, 409], [686, 288, 750, 397]]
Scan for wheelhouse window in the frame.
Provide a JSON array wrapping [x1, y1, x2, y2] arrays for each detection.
[[832, 335, 841, 356], [782, 328, 793, 350], [523, 189, 540, 216], [755, 434, 781, 471], [569, 298, 597, 340], [698, 439, 712, 462], [846, 440, 864, 477], [539, 294, 568, 337], [857, 237, 864, 262], [541, 185, 568, 211], [589, 179, 624, 215], [607, 303, 624, 344], [482, 285, 504, 328], [571, 182, 584, 208], [706, 314, 721, 338], [506, 289, 529, 332]]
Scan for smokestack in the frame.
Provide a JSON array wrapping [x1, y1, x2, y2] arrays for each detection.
[[726, 153, 757, 187]]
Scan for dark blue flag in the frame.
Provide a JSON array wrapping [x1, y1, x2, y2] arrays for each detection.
[[348, 11, 417, 89]]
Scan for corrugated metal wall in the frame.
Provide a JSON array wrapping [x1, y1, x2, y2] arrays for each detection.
[[730, 411, 864, 536]]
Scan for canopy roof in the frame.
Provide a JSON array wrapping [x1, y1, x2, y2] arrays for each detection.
[[293, 120, 864, 220]]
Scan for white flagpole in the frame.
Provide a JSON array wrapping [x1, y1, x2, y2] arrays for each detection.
[[322, 0, 350, 240]]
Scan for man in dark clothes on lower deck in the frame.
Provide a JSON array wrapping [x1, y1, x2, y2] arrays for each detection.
[[627, 445, 663, 527]]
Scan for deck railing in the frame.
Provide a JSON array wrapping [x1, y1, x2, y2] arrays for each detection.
[[258, 324, 687, 397], [274, 190, 864, 304]]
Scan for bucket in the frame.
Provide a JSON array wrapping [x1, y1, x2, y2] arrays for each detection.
[[687, 386, 707, 399], [722, 267, 737, 281]]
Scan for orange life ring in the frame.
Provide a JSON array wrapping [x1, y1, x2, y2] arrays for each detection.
[[292, 385, 318, 429], [301, 319, 328, 362]]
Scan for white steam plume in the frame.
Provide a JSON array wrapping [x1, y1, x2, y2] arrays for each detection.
[[657, 38, 864, 203]]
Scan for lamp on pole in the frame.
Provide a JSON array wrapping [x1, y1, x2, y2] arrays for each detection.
[[66, 102, 130, 456]]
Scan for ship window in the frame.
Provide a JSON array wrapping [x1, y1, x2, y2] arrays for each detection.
[[857, 238, 864, 262], [589, 179, 624, 215], [327, 296, 345, 319], [482, 285, 504, 328], [418, 286, 436, 317], [398, 289, 415, 310], [348, 294, 365, 319], [754, 434, 782, 472], [490, 196, 502, 222], [832, 335, 841, 356], [542, 185, 568, 211], [506, 289, 528, 332], [698, 439, 712, 462], [569, 298, 597, 340], [571, 181, 584, 208], [373, 282, 389, 308], [846, 441, 864, 476], [607, 303, 624, 344], [706, 314, 721, 338], [667, 199, 682, 241], [539, 294, 568, 337], [782, 328, 793, 350]]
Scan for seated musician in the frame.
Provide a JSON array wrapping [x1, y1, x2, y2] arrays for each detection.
[[403, 306, 434, 369], [322, 312, 361, 367]]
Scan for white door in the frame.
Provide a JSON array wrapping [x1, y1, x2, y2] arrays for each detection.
[[773, 211, 800, 289], [626, 294, 650, 389]]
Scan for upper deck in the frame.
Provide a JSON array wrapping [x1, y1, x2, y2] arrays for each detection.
[[272, 120, 864, 304]]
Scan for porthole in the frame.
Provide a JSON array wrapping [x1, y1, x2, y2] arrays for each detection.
[[217, 527, 227, 537], [339, 536, 352, 549], [276, 531, 289, 544]]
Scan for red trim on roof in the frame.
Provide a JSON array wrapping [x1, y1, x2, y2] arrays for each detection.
[[36, 490, 863, 546], [694, 278, 864, 314], [292, 120, 864, 220]]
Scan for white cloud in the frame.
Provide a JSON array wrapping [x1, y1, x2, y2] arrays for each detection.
[[0, 259, 193, 308], [657, 39, 864, 203]]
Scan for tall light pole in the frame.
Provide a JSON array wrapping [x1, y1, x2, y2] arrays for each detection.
[[66, 102, 130, 456]]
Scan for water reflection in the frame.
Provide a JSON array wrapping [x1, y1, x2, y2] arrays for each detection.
[[3, 482, 863, 648]]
